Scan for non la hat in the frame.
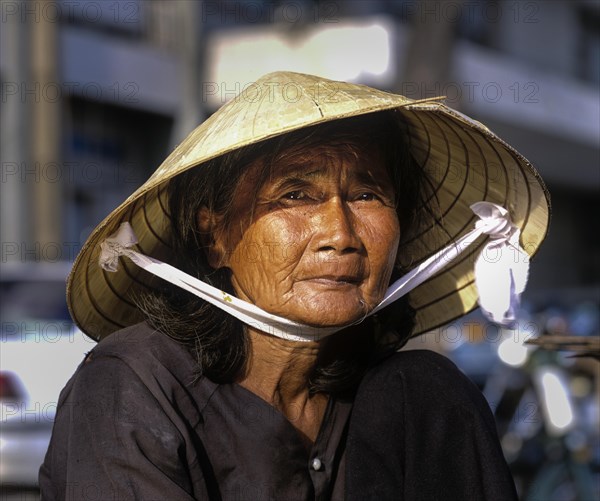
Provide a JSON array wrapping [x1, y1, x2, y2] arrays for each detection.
[[67, 71, 551, 342]]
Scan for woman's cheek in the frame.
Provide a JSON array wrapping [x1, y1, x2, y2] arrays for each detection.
[[266, 215, 311, 266]]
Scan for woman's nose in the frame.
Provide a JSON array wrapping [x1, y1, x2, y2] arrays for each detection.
[[313, 198, 363, 255]]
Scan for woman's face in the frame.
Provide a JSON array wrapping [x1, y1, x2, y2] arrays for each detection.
[[207, 143, 400, 327]]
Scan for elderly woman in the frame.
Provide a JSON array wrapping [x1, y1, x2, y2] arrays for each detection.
[[40, 72, 549, 500]]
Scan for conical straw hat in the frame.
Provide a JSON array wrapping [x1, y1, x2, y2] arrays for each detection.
[[67, 71, 550, 341]]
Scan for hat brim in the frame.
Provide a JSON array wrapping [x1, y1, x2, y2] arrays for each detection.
[[67, 72, 550, 341]]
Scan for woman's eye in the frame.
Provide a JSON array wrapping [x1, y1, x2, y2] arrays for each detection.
[[356, 192, 379, 202], [282, 190, 307, 200]]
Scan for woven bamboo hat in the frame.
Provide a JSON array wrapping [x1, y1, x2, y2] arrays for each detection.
[[67, 71, 550, 341]]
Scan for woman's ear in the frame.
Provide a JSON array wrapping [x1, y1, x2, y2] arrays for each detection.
[[197, 207, 228, 269]]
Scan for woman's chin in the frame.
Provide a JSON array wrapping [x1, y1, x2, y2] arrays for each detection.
[[285, 297, 373, 328]]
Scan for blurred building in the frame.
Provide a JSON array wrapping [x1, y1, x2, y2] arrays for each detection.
[[1, 0, 598, 301]]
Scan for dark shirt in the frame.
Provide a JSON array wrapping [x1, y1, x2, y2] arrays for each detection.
[[345, 348, 518, 500], [40, 322, 518, 500], [39, 322, 350, 500]]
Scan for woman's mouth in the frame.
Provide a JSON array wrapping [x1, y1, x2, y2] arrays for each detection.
[[304, 275, 362, 287]]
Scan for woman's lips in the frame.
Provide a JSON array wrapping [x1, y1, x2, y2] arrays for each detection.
[[303, 275, 362, 287]]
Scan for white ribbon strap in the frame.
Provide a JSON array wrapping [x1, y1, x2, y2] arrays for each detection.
[[471, 202, 529, 326], [98, 201, 528, 341]]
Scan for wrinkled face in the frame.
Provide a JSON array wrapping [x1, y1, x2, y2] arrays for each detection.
[[205, 143, 400, 327]]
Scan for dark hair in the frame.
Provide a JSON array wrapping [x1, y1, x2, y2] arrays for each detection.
[[138, 111, 429, 396]]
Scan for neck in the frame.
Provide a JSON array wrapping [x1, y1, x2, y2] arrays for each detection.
[[238, 327, 328, 446], [239, 327, 321, 405]]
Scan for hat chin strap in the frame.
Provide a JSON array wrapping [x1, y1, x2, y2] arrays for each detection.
[[99, 201, 529, 342]]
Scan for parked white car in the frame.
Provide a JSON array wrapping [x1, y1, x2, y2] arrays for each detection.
[[0, 262, 96, 488]]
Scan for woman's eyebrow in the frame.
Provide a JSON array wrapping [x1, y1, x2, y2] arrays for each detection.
[[350, 168, 388, 188], [270, 166, 324, 185], [267, 174, 319, 194]]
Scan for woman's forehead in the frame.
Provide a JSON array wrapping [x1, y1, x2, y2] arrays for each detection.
[[244, 141, 386, 186]]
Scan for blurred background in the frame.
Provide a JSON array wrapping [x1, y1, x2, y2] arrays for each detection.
[[1, 0, 598, 499]]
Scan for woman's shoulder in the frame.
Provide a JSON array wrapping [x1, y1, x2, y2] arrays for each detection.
[[366, 348, 467, 382], [41, 323, 215, 499], [360, 349, 489, 413], [62, 322, 217, 416], [347, 352, 517, 500], [81, 322, 199, 384], [90, 321, 192, 364], [347, 352, 516, 500]]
